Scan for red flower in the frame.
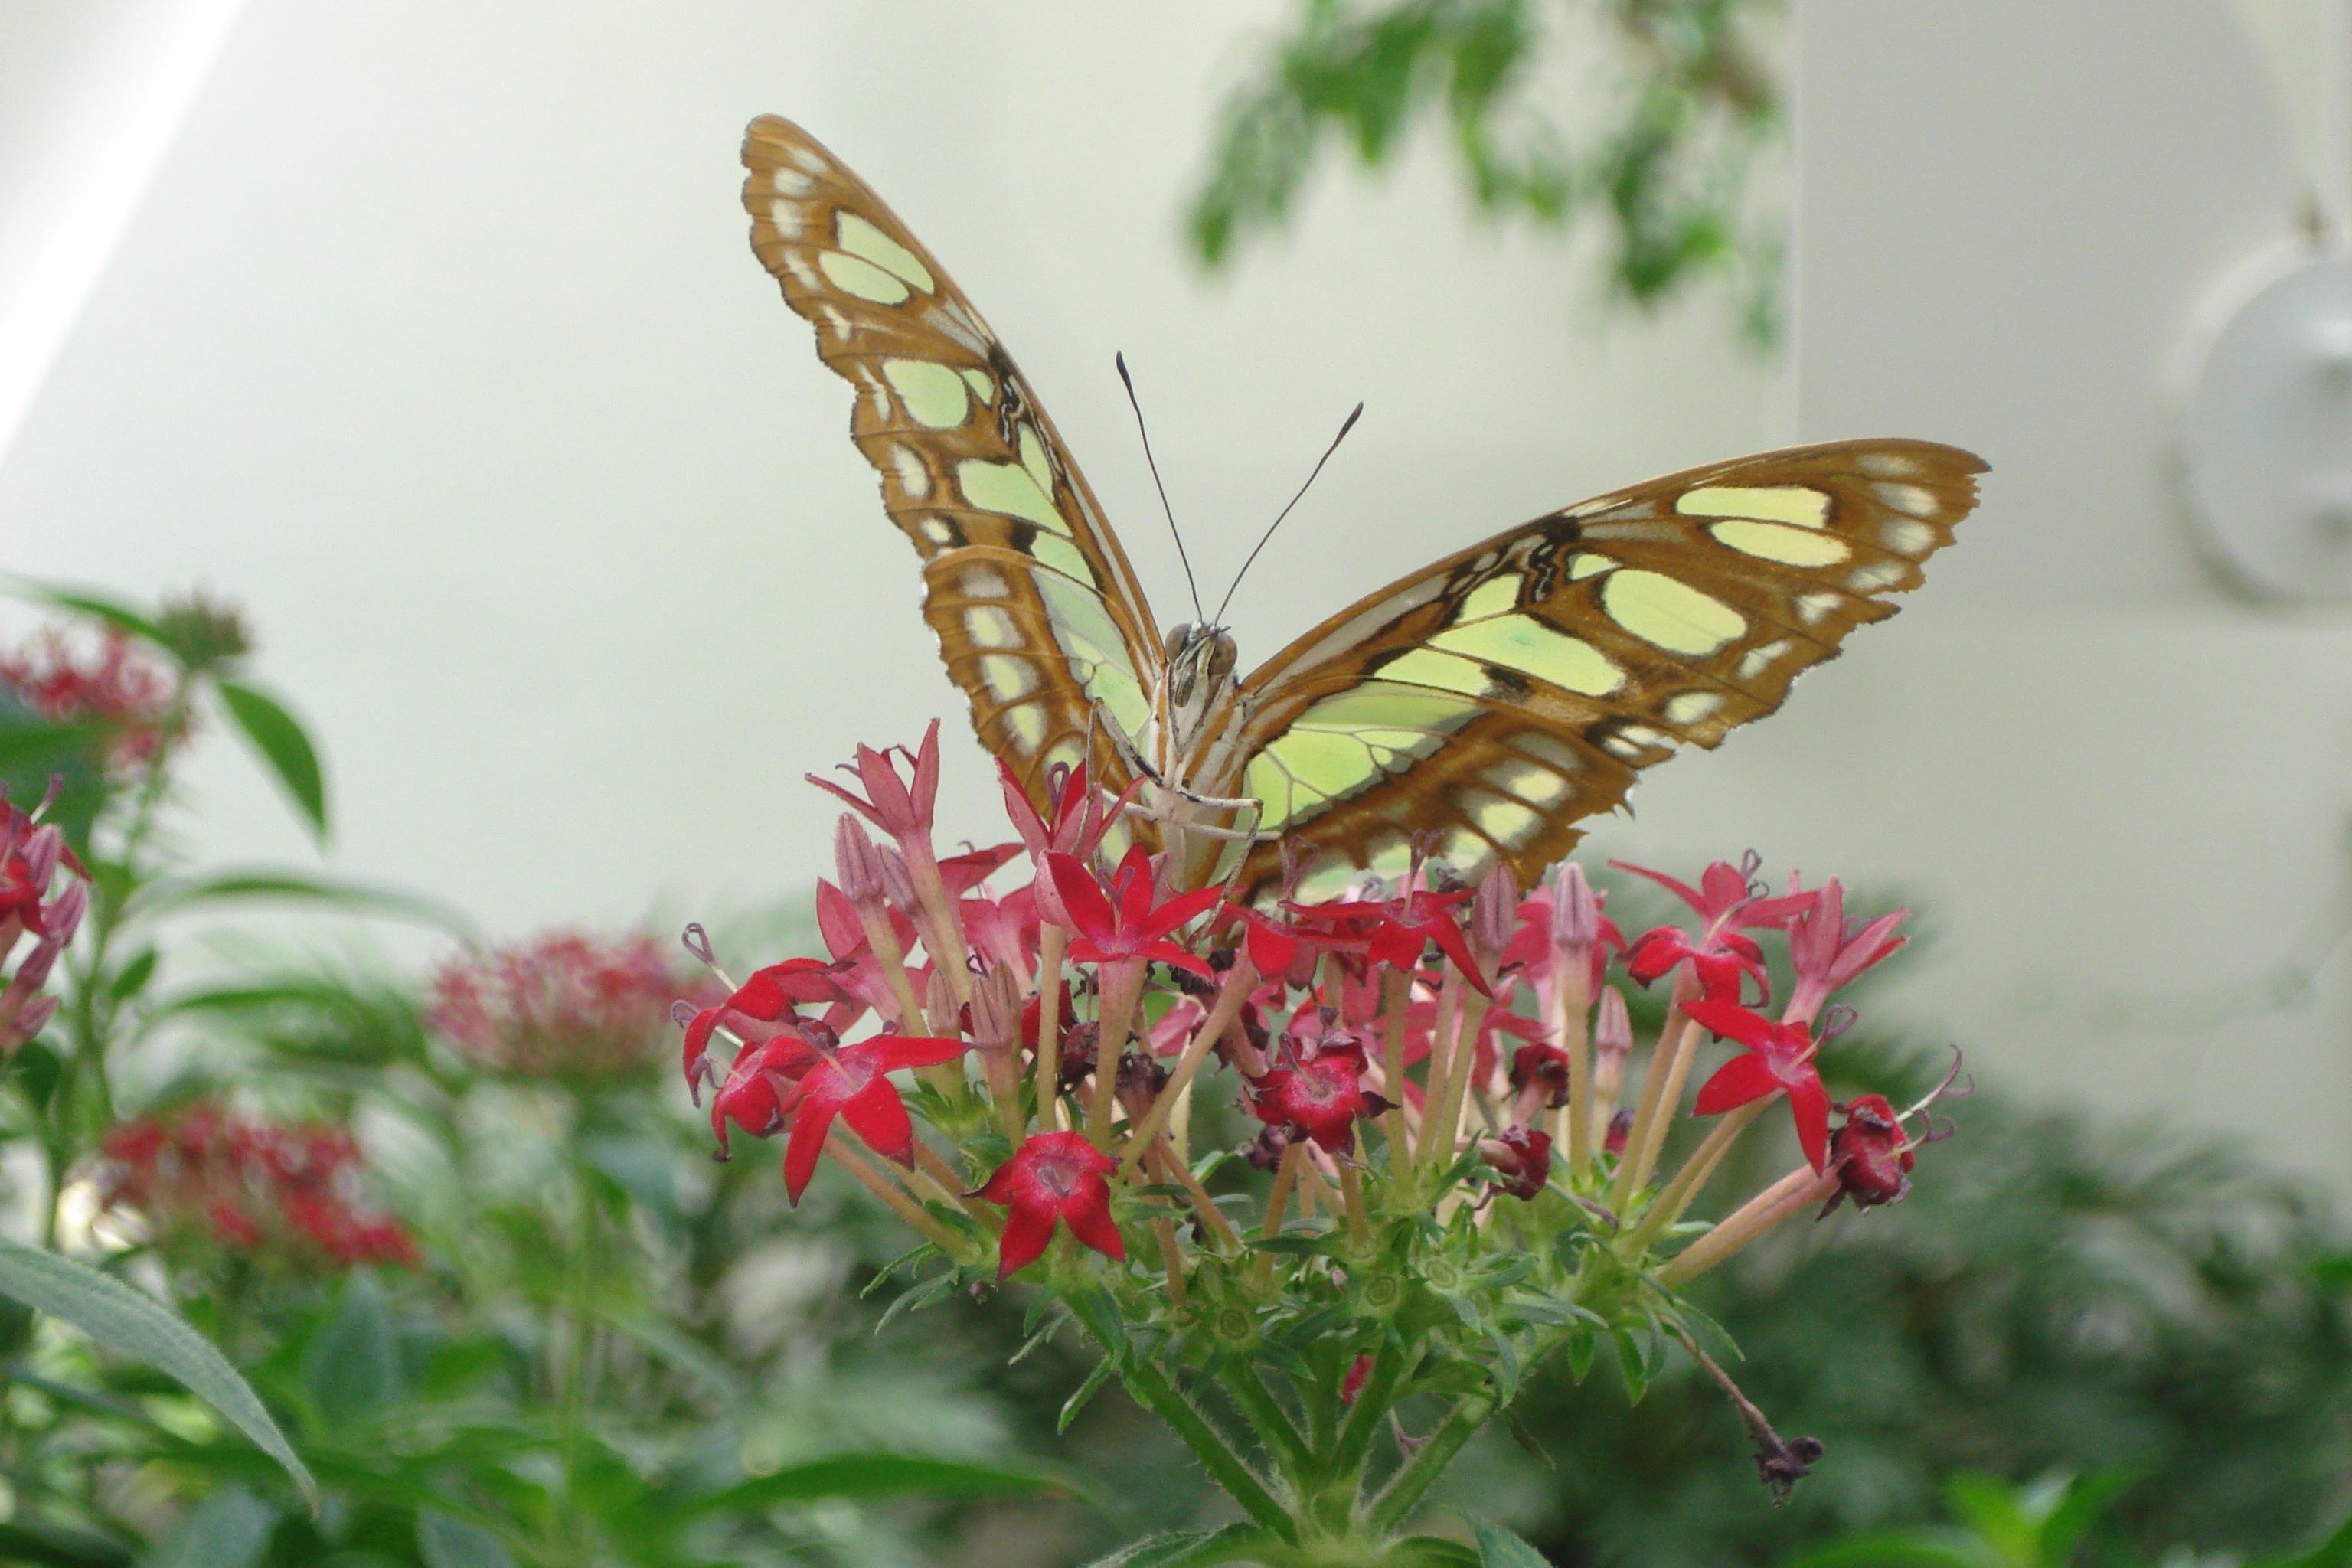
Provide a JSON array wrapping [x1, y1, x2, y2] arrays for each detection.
[[0, 626, 184, 766], [1286, 886, 1491, 995], [1248, 1054, 1387, 1152], [1784, 877, 1907, 1025], [975, 1130, 1125, 1280], [1047, 845, 1222, 978], [938, 841, 1024, 895], [1684, 999, 1831, 1171], [678, 956, 844, 1099], [429, 930, 684, 1080], [777, 1031, 968, 1204], [1614, 855, 1813, 1002], [1822, 1094, 1916, 1214], [1510, 1041, 1571, 1110], [706, 1029, 822, 1156]]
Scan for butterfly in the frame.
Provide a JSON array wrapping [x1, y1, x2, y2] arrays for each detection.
[[741, 116, 1984, 903]]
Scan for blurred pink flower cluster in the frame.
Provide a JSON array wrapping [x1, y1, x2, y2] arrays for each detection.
[[100, 1101, 416, 1272], [429, 930, 692, 1081], [1, 626, 185, 769]]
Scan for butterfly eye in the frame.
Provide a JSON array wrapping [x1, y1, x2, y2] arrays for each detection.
[[1162, 622, 1197, 661]]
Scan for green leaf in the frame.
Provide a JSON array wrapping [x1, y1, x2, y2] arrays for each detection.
[[214, 680, 327, 841], [1079, 1525, 1274, 1567], [139, 1488, 275, 1568], [0, 1237, 315, 1508], [678, 1453, 1075, 1518], [0, 1519, 135, 1567], [1059, 1355, 1117, 1432], [108, 948, 160, 1003], [129, 868, 474, 936], [1474, 1522, 1556, 1566], [1784, 1533, 1988, 1568], [303, 1274, 401, 1427], [8, 580, 168, 645], [1396, 1535, 1483, 1567], [416, 1512, 518, 1568]]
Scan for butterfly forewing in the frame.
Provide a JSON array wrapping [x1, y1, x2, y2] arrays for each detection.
[[741, 116, 1163, 805], [1226, 439, 1985, 899]]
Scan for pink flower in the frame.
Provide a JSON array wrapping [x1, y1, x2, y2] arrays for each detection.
[[777, 1030, 969, 1204], [806, 719, 942, 844], [1783, 877, 1907, 1025], [1047, 845, 1223, 978], [428, 930, 686, 1081], [1614, 854, 1814, 1002], [1684, 998, 1831, 1172], [0, 626, 185, 767], [975, 1130, 1125, 1280]]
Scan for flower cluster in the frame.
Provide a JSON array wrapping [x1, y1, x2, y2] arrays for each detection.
[[678, 724, 1958, 1544], [0, 783, 87, 1055], [99, 1101, 416, 1272], [0, 626, 186, 769], [428, 929, 689, 1081]]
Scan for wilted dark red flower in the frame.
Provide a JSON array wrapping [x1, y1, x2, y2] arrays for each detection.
[[1481, 1125, 1553, 1200], [975, 1130, 1125, 1280], [1821, 1094, 1916, 1214]]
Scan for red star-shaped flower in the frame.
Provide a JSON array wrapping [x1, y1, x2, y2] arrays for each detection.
[[974, 1130, 1125, 1280], [1047, 844, 1222, 978], [1613, 855, 1813, 1002], [1783, 876, 1907, 1025], [679, 956, 844, 1100], [777, 1031, 969, 1204], [1285, 886, 1491, 995], [1685, 998, 1831, 1171], [1248, 1053, 1388, 1152], [805, 719, 942, 842]]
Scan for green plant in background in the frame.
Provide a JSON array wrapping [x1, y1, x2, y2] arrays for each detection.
[[1191, 0, 1785, 342], [1786, 1471, 2352, 1568], [0, 590, 1068, 1567]]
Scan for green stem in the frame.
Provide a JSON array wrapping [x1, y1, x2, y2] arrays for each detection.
[[1220, 1364, 1311, 1487], [1365, 1393, 1493, 1534], [1329, 1343, 1416, 1495], [1071, 1302, 1295, 1542]]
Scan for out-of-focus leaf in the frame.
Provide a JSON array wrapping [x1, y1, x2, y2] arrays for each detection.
[[129, 867, 474, 936], [1395, 1536, 1482, 1567], [0, 1236, 315, 1507], [1785, 1535, 1987, 1568], [1079, 1526, 1272, 1567], [679, 1453, 1075, 1517], [109, 948, 159, 1002], [303, 1273, 401, 1427], [597, 1308, 738, 1407], [214, 680, 327, 840], [7, 580, 167, 645], [0, 1520, 135, 1566], [416, 1512, 518, 1568], [0, 705, 109, 851], [139, 1487, 275, 1568], [1474, 1523, 1554, 1567]]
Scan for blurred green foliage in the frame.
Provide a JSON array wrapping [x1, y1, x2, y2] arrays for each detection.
[[1190, 0, 1786, 343]]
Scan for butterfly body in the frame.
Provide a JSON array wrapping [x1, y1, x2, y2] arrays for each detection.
[[742, 116, 1985, 901]]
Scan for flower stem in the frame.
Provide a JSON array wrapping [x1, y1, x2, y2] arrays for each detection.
[[1625, 1095, 1771, 1254], [1365, 1392, 1492, 1534], [1087, 962, 1143, 1147], [1557, 967, 1593, 1177], [1378, 969, 1413, 1171], [1033, 925, 1067, 1128], [1072, 1306, 1297, 1542], [1329, 1344, 1416, 1492], [1117, 953, 1256, 1181], [1612, 975, 1697, 1211], [824, 1131, 974, 1260], [1655, 1162, 1837, 1286]]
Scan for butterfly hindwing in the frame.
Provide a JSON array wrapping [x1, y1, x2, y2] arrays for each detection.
[[1227, 440, 1986, 898], [741, 116, 1162, 803]]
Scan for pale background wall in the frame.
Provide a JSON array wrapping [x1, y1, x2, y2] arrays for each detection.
[[0, 2, 2344, 1183]]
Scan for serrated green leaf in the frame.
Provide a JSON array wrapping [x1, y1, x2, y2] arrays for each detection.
[[1488, 1329, 1521, 1403], [416, 1512, 518, 1568], [214, 680, 327, 840], [0, 1236, 315, 1508], [1611, 1328, 1650, 1404], [1474, 1521, 1556, 1566], [1080, 1524, 1275, 1566], [1059, 1355, 1117, 1432]]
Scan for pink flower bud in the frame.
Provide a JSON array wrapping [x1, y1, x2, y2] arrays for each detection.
[[1470, 861, 1520, 960], [21, 826, 61, 891], [966, 964, 1021, 1054], [833, 814, 888, 910], [44, 879, 87, 944], [1553, 861, 1599, 951], [1593, 985, 1632, 1062]]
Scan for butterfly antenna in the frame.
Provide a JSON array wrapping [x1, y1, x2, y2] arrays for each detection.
[[1116, 351, 1206, 623], [1213, 400, 1364, 626]]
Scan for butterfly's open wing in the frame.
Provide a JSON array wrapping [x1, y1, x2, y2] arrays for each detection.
[[1228, 440, 1986, 900], [743, 116, 1162, 805]]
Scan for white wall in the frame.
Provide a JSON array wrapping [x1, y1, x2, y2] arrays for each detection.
[[2, 2, 2344, 1183]]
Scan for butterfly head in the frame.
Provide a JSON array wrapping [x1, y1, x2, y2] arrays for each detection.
[[1162, 622, 1240, 741]]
